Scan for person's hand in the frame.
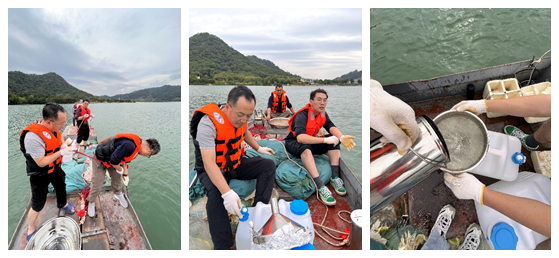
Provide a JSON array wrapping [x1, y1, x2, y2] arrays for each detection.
[[83, 114, 89, 118], [340, 135, 356, 151], [370, 79, 419, 154], [266, 115, 271, 122], [257, 146, 275, 155], [444, 172, 485, 205], [116, 167, 124, 175], [324, 135, 340, 145], [221, 189, 242, 216], [451, 100, 487, 115], [60, 147, 75, 156], [123, 175, 129, 186]]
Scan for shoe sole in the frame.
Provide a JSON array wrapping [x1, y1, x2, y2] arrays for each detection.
[[113, 195, 129, 208]]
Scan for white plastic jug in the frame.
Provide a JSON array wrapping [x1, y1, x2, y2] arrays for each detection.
[[475, 172, 551, 250], [469, 131, 524, 181], [236, 199, 314, 250]]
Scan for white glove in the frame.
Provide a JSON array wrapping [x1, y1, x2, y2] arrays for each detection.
[[443, 172, 485, 205], [123, 175, 129, 186], [116, 167, 124, 175], [60, 147, 75, 156], [451, 100, 487, 115], [370, 79, 419, 154], [83, 114, 89, 118], [323, 135, 340, 145], [91, 114, 95, 118], [257, 146, 275, 155], [221, 189, 242, 217]]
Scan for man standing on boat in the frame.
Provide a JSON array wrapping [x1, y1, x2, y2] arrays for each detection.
[[284, 88, 356, 206], [75, 99, 92, 152], [86, 134, 160, 217], [190, 85, 276, 250], [19, 103, 77, 242], [266, 83, 295, 121], [72, 102, 78, 126]]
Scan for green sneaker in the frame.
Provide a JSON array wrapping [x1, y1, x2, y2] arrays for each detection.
[[329, 177, 346, 196], [318, 186, 336, 206], [504, 125, 539, 151]]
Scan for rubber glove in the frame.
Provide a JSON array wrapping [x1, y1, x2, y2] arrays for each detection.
[[60, 147, 75, 156], [257, 146, 275, 155], [222, 189, 242, 217], [370, 79, 419, 154], [340, 135, 356, 151], [451, 100, 487, 115], [323, 135, 340, 145], [123, 175, 129, 186], [443, 172, 485, 205]]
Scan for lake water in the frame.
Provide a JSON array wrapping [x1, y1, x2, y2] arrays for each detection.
[[8, 102, 181, 250], [188, 85, 363, 182], [370, 8, 551, 84]]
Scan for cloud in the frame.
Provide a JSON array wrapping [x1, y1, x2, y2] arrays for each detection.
[[189, 8, 362, 79], [8, 8, 181, 96]]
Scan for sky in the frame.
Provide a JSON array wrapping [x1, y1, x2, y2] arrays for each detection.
[[189, 8, 362, 80], [8, 8, 181, 96]]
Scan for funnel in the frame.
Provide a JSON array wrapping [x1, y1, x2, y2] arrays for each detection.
[[252, 197, 306, 244]]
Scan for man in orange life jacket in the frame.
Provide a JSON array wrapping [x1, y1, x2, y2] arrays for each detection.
[[265, 83, 295, 121], [75, 99, 93, 153], [86, 134, 160, 217], [19, 103, 77, 242], [284, 88, 356, 206], [190, 85, 276, 250]]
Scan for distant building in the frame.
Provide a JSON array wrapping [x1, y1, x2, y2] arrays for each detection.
[[300, 78, 314, 85]]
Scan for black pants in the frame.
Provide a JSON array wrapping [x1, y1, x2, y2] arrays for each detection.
[[29, 166, 67, 212], [197, 156, 276, 250], [76, 123, 90, 144]]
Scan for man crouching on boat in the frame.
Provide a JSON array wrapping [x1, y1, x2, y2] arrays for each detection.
[[19, 103, 77, 242], [86, 134, 160, 217], [190, 85, 276, 250], [284, 89, 356, 206]]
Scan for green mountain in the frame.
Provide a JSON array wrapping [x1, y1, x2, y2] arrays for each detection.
[[108, 85, 181, 102], [189, 32, 301, 85], [8, 71, 99, 104], [8, 71, 179, 104], [335, 70, 362, 80]]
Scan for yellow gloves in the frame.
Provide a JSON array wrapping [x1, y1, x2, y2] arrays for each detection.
[[340, 135, 356, 151]]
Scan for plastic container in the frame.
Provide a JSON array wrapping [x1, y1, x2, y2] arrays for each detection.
[[475, 172, 551, 250], [483, 78, 523, 118], [236, 199, 314, 250], [469, 131, 522, 181], [531, 150, 551, 178]]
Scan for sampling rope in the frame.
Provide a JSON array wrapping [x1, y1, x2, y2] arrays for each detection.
[[275, 139, 352, 247]]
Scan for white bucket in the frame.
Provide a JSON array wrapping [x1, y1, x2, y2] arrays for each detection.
[[469, 131, 524, 181], [475, 172, 551, 250], [236, 199, 314, 250]]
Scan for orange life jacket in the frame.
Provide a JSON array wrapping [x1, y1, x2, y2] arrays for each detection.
[[96, 133, 142, 168], [190, 103, 246, 177], [271, 90, 287, 113], [78, 105, 91, 123], [288, 103, 326, 137], [19, 121, 63, 176]]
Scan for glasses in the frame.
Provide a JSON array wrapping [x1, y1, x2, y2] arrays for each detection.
[[50, 119, 66, 126], [314, 97, 328, 103]]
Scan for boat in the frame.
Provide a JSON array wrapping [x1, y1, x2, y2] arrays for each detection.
[[189, 112, 363, 250], [370, 55, 551, 249], [9, 125, 152, 250]]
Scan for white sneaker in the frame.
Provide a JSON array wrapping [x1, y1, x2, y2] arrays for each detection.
[[88, 202, 95, 217], [114, 193, 129, 208], [433, 204, 455, 238], [459, 223, 482, 250]]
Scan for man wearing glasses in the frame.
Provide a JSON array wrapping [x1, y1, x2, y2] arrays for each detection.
[[19, 103, 77, 242], [86, 133, 160, 217], [190, 85, 276, 250], [285, 89, 356, 206]]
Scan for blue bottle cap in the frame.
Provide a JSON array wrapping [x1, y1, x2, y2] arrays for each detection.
[[491, 222, 518, 250], [290, 200, 309, 215], [291, 243, 315, 250], [511, 152, 526, 165], [239, 206, 249, 222]]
